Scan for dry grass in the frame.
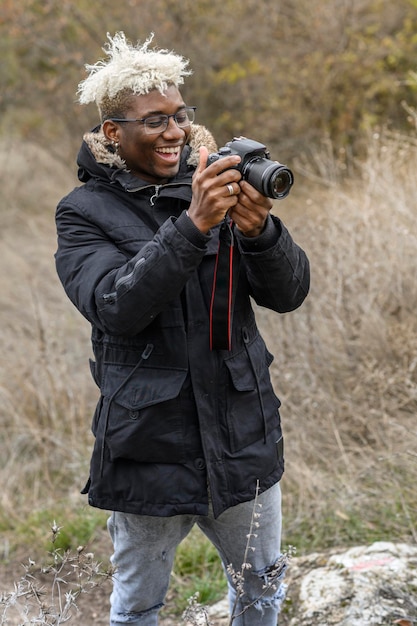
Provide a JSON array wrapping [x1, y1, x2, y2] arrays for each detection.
[[266, 130, 417, 550], [0, 140, 96, 537], [0, 132, 416, 565]]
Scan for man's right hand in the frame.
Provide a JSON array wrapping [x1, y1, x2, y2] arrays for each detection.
[[187, 146, 242, 233]]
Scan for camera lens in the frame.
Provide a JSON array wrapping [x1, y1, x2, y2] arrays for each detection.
[[269, 167, 293, 199], [243, 159, 294, 199]]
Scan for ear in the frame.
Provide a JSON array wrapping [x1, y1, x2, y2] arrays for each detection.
[[102, 120, 120, 144]]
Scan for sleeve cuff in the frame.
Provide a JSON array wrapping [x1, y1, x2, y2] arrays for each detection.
[[174, 210, 211, 249], [236, 214, 282, 252]]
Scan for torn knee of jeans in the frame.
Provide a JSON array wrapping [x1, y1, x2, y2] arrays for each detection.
[[230, 555, 289, 617], [255, 552, 289, 587], [227, 553, 290, 616], [114, 602, 163, 622], [245, 554, 289, 612]]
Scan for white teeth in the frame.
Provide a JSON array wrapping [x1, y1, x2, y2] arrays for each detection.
[[157, 147, 179, 154]]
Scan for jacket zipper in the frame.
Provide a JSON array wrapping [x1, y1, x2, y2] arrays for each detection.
[[115, 257, 146, 290], [126, 181, 192, 203], [150, 185, 161, 206]]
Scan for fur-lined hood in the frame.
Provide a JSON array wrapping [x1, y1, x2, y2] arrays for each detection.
[[82, 123, 218, 171]]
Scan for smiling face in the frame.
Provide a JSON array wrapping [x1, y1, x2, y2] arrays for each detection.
[[103, 85, 192, 184]]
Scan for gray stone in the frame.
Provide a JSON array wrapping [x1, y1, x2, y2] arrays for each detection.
[[282, 542, 417, 626], [203, 542, 417, 625]]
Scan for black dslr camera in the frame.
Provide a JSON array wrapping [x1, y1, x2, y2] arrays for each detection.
[[207, 137, 293, 199]]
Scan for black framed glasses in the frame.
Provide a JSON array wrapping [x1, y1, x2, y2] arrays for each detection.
[[110, 106, 196, 135]]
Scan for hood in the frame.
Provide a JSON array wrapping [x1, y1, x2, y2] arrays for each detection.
[[77, 123, 218, 187]]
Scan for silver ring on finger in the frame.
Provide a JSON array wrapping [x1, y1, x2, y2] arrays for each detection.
[[226, 183, 234, 196]]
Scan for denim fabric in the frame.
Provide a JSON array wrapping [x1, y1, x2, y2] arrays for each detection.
[[108, 482, 283, 625]]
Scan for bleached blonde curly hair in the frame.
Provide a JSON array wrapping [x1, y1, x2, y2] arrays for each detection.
[[77, 32, 192, 121]]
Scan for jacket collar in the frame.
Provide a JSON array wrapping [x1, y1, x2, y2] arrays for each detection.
[[78, 123, 218, 191]]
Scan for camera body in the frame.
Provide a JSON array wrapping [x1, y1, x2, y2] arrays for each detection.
[[206, 137, 293, 199]]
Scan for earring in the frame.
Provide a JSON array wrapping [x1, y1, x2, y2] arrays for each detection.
[[113, 141, 119, 151]]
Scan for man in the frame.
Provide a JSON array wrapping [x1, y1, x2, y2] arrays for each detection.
[[55, 32, 310, 626]]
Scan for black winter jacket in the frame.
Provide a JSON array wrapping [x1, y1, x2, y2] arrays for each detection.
[[55, 125, 310, 518]]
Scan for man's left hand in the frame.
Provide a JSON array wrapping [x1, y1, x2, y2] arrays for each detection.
[[228, 180, 273, 237]]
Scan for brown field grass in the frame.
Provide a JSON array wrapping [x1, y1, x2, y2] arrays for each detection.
[[0, 131, 416, 565], [270, 131, 417, 549]]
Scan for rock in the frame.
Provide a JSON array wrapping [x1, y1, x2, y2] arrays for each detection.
[[281, 542, 417, 626], [208, 595, 229, 621], [203, 543, 417, 625]]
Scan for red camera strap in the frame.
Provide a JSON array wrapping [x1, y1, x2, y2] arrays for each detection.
[[209, 219, 239, 351]]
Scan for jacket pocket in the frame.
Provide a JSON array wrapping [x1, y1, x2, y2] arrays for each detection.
[[99, 364, 188, 463], [102, 394, 187, 463], [223, 335, 281, 452]]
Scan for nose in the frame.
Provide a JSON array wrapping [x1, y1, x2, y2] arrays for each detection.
[[162, 115, 185, 139]]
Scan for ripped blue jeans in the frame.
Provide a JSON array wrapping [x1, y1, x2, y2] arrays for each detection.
[[108, 481, 285, 625]]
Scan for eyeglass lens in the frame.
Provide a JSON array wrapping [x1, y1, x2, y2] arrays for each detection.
[[144, 108, 195, 133]]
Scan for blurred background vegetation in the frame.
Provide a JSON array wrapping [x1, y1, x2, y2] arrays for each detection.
[[1, 0, 417, 620], [2, 0, 417, 164]]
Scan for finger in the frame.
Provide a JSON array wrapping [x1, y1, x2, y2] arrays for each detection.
[[207, 154, 241, 177], [225, 182, 239, 197], [239, 180, 273, 210], [195, 146, 209, 175]]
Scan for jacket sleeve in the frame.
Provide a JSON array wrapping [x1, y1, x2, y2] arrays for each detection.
[[236, 214, 310, 313], [55, 200, 210, 335]]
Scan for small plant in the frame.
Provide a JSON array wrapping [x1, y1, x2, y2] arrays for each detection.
[[181, 593, 212, 626], [0, 522, 113, 625], [226, 483, 294, 625]]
